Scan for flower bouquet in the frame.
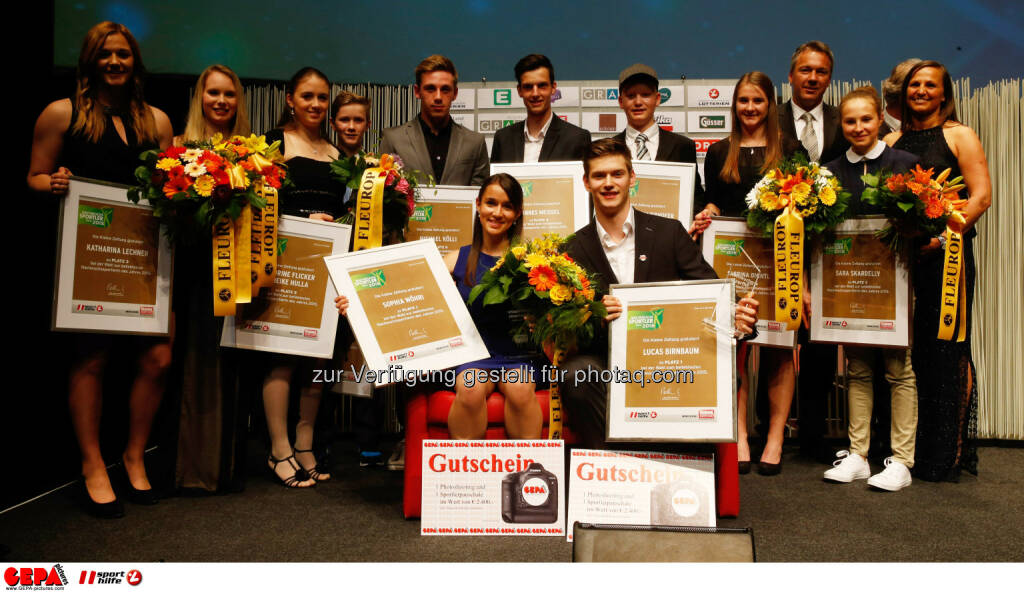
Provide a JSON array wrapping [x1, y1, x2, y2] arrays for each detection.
[[469, 233, 607, 440], [745, 153, 850, 235], [745, 154, 850, 330], [468, 233, 607, 354], [330, 153, 419, 247], [128, 134, 290, 315], [128, 134, 287, 240], [861, 165, 966, 251]]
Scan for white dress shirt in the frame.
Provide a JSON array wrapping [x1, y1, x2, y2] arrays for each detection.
[[523, 113, 554, 163], [597, 207, 636, 283], [883, 110, 901, 135], [791, 101, 825, 161], [624, 123, 660, 161]]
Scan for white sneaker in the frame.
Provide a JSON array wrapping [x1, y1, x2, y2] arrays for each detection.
[[823, 450, 871, 483], [867, 457, 912, 491]]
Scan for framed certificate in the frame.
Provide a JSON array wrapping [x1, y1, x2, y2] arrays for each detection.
[[325, 239, 489, 384], [221, 216, 351, 358], [810, 217, 910, 347], [606, 280, 736, 442], [52, 177, 172, 335], [700, 217, 797, 348], [489, 161, 588, 241], [630, 161, 697, 225], [405, 185, 477, 256]]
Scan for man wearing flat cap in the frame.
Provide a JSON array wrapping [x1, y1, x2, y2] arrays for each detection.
[[613, 63, 704, 206]]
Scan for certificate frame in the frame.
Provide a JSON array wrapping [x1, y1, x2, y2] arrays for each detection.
[[52, 177, 172, 335], [810, 217, 911, 347], [489, 161, 588, 241], [606, 279, 737, 442], [630, 160, 697, 226], [220, 216, 352, 358], [699, 217, 797, 348], [405, 185, 478, 257], [324, 239, 489, 384]]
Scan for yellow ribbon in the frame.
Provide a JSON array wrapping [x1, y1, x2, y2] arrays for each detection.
[[258, 184, 279, 290], [353, 167, 386, 251], [250, 203, 264, 289], [937, 210, 968, 341], [212, 216, 236, 316], [548, 347, 565, 440], [773, 203, 804, 330], [234, 206, 252, 304]]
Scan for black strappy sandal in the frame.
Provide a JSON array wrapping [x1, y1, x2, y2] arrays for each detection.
[[293, 448, 331, 482], [267, 454, 313, 488]]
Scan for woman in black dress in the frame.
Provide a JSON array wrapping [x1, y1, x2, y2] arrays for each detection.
[[884, 61, 992, 482], [27, 21, 174, 517], [261, 67, 343, 487], [693, 72, 792, 475]]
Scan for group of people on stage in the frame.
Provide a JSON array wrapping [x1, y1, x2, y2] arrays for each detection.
[[29, 22, 991, 518]]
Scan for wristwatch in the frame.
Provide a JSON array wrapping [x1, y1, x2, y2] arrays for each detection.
[[937, 234, 947, 250]]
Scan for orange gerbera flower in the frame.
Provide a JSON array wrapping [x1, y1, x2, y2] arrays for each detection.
[[924, 199, 945, 219], [528, 265, 558, 292], [885, 173, 907, 194], [163, 174, 192, 199]]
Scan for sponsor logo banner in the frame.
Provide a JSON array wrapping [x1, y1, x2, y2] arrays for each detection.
[[693, 137, 724, 158], [450, 113, 475, 129], [476, 111, 524, 134], [688, 111, 732, 132], [450, 92, 476, 111], [687, 84, 736, 108]]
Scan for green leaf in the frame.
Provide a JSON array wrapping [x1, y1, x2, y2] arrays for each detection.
[[482, 285, 507, 306], [896, 201, 914, 212], [861, 173, 879, 188], [468, 283, 485, 305]]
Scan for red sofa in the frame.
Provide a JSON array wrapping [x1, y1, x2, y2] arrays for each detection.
[[403, 390, 740, 519]]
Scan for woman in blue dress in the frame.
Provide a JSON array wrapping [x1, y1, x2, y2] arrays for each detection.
[[442, 174, 542, 439]]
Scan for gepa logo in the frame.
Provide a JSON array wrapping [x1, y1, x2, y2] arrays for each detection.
[[5, 565, 68, 588]]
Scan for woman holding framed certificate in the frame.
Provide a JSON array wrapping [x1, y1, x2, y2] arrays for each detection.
[[822, 87, 919, 491], [885, 61, 992, 483], [260, 67, 344, 487], [694, 73, 794, 475], [27, 21, 174, 517], [444, 174, 543, 439]]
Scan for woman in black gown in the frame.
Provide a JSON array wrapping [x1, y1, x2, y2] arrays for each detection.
[[165, 64, 252, 493], [884, 60, 992, 482], [693, 72, 793, 475], [261, 67, 344, 487], [27, 21, 174, 517]]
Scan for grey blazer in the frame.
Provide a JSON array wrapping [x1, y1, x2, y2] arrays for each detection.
[[379, 117, 490, 186]]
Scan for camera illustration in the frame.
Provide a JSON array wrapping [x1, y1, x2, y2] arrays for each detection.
[[649, 477, 711, 526], [500, 462, 558, 524]]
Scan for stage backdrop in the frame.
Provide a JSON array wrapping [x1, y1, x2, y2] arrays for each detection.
[[54, 0, 1023, 84]]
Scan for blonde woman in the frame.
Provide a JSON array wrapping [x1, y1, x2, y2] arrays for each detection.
[[175, 64, 250, 145]]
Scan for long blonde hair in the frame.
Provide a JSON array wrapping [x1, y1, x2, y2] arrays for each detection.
[[71, 21, 157, 144], [720, 71, 783, 183], [181, 65, 251, 143]]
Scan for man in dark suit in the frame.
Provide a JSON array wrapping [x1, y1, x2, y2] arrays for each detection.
[[380, 54, 489, 186], [773, 41, 845, 464], [560, 138, 759, 449], [612, 63, 704, 205], [778, 41, 849, 164], [491, 54, 591, 163]]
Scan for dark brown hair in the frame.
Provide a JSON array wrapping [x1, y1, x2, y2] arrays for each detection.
[[464, 173, 524, 287], [415, 54, 458, 86], [840, 85, 883, 117], [583, 138, 633, 175], [900, 60, 958, 130], [789, 40, 834, 74], [275, 66, 331, 133]]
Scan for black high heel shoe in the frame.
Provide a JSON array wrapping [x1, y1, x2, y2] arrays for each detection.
[[757, 460, 783, 476], [80, 481, 124, 519], [267, 454, 313, 488], [126, 482, 159, 505], [738, 461, 751, 475], [293, 448, 331, 482]]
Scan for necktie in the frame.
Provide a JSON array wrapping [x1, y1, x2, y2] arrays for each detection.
[[635, 133, 649, 160], [800, 112, 819, 162]]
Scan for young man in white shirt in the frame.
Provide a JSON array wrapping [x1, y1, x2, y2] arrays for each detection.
[[560, 138, 759, 449], [491, 54, 591, 163]]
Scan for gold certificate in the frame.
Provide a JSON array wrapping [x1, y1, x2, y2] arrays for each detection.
[[810, 217, 910, 347], [53, 178, 172, 335], [405, 186, 478, 256], [325, 239, 489, 384], [221, 216, 351, 358], [607, 280, 737, 442], [630, 161, 697, 224], [490, 162, 588, 241]]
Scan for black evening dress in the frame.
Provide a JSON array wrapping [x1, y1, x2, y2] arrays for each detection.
[[700, 139, 765, 216], [894, 125, 979, 482]]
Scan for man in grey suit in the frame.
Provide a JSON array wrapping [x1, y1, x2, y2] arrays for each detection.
[[778, 41, 849, 164], [380, 55, 489, 186], [491, 54, 591, 163]]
